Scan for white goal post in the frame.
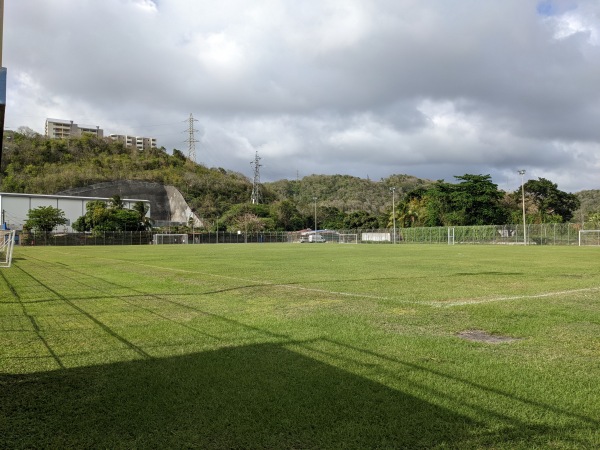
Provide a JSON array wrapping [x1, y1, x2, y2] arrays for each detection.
[[0, 230, 16, 268], [448, 227, 455, 245], [152, 234, 189, 245], [579, 230, 600, 246], [339, 233, 358, 244]]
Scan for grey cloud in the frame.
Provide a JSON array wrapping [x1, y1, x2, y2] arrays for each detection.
[[5, 0, 600, 193]]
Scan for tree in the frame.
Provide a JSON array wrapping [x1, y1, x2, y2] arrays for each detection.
[[398, 175, 508, 227], [343, 211, 381, 229], [133, 201, 153, 229], [232, 213, 265, 234], [109, 195, 124, 210], [450, 174, 508, 225], [172, 149, 187, 162], [522, 178, 580, 223], [392, 196, 424, 228], [317, 206, 345, 229], [587, 212, 600, 229], [269, 200, 304, 231], [112, 209, 143, 231], [24, 206, 67, 234], [73, 199, 151, 232]]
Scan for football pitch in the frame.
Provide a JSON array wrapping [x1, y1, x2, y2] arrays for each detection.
[[1, 243, 599, 449]]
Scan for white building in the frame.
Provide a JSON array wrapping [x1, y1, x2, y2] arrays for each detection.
[[45, 118, 104, 139], [109, 134, 157, 150], [0, 192, 150, 232], [45, 118, 157, 150]]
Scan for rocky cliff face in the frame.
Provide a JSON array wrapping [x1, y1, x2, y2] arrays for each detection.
[[57, 180, 202, 226]]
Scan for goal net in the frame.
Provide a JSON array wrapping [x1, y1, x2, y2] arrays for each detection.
[[0, 230, 16, 268], [339, 233, 358, 244], [579, 230, 600, 246], [152, 234, 189, 245]]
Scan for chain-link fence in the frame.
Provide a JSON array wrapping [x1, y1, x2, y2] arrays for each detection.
[[16, 223, 591, 246]]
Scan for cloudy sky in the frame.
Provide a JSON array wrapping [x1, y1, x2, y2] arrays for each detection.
[[5, 0, 600, 192]]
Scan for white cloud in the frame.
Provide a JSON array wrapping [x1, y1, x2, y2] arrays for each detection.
[[131, 0, 158, 13], [546, 6, 600, 45]]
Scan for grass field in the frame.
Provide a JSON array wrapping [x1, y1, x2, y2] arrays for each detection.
[[1, 243, 599, 449]]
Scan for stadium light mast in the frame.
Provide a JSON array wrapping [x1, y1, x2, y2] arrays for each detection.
[[0, 0, 6, 171], [518, 169, 527, 245], [313, 197, 317, 233], [390, 187, 396, 244]]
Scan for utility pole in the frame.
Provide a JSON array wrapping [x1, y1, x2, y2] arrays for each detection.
[[184, 113, 198, 162], [313, 197, 317, 233], [0, 0, 6, 171], [390, 187, 396, 244], [250, 150, 262, 204], [518, 169, 527, 245]]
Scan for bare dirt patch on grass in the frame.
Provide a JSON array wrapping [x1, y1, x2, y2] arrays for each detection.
[[457, 330, 521, 344]]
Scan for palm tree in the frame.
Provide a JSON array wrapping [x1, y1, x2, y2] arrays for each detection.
[[110, 195, 124, 210], [133, 201, 153, 230]]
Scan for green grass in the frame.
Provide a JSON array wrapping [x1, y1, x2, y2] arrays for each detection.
[[1, 243, 599, 449]]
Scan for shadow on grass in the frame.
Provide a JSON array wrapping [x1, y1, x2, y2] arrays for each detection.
[[1, 342, 478, 449]]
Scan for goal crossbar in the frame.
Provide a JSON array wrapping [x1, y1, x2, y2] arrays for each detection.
[[152, 234, 189, 244], [339, 233, 358, 244], [579, 230, 600, 246]]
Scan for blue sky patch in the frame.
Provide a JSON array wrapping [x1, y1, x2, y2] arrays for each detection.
[[537, 1, 556, 16]]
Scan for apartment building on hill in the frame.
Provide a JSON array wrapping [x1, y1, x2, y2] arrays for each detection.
[[109, 134, 157, 151], [45, 118, 157, 150], [45, 118, 104, 139]]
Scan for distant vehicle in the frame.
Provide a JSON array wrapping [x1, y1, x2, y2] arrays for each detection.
[[301, 234, 326, 243]]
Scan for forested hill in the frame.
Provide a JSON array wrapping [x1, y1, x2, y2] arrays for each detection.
[[575, 190, 600, 222], [1, 130, 598, 224], [1, 131, 253, 218], [267, 174, 432, 214], [0, 131, 431, 218]]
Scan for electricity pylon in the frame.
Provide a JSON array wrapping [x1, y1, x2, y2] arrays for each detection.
[[184, 113, 198, 161], [250, 151, 262, 204]]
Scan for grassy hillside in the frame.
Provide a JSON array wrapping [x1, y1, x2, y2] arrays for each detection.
[[1, 131, 254, 218], [0, 131, 430, 219], [574, 190, 600, 223], [267, 174, 432, 215]]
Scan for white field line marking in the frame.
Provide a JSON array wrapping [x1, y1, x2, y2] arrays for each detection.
[[91, 258, 422, 303], [435, 286, 600, 307], [31, 252, 600, 307]]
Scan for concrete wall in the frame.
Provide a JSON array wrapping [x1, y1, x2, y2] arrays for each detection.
[[57, 180, 202, 226]]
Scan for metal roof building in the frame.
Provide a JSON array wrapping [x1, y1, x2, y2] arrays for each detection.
[[0, 192, 150, 232]]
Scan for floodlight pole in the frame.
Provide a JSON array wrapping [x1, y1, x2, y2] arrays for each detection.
[[313, 197, 317, 234], [0, 0, 6, 171], [518, 170, 527, 245], [390, 187, 396, 244]]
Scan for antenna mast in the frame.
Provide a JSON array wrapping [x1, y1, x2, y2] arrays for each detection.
[[184, 113, 199, 161], [250, 150, 262, 204]]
